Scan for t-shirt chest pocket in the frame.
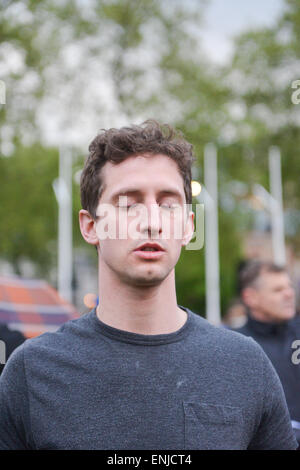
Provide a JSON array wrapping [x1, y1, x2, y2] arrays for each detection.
[[183, 401, 244, 450]]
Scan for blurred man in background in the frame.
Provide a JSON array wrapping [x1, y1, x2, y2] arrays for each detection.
[[232, 260, 300, 445]]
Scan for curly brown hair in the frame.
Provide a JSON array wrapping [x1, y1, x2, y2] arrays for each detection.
[[80, 120, 195, 219]]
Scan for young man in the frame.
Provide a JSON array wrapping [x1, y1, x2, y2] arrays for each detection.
[[232, 260, 300, 445], [0, 121, 297, 450]]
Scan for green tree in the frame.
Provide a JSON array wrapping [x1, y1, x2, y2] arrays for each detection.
[[221, 0, 300, 254], [0, 144, 58, 275]]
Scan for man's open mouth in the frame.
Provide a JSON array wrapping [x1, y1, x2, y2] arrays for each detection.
[[134, 243, 164, 252], [133, 243, 165, 259], [140, 247, 159, 251]]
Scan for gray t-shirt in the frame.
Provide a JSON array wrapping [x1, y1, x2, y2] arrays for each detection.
[[0, 307, 297, 450]]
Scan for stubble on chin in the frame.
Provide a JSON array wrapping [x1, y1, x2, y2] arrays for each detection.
[[114, 261, 172, 287], [122, 270, 169, 288]]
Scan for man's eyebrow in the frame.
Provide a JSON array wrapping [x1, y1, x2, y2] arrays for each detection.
[[110, 189, 143, 203], [110, 188, 184, 202], [158, 189, 183, 199]]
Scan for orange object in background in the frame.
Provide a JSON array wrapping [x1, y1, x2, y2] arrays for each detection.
[[0, 276, 79, 338], [83, 293, 98, 310]]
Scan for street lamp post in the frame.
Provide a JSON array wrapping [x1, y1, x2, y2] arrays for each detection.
[[252, 147, 286, 266], [53, 146, 73, 302], [192, 144, 221, 325], [269, 146, 286, 266], [203, 143, 221, 325]]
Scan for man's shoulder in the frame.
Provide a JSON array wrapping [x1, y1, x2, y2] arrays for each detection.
[[189, 309, 257, 344], [188, 309, 264, 359], [13, 311, 94, 359]]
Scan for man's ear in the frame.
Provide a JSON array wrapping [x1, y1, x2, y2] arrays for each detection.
[[182, 211, 194, 247], [241, 287, 257, 309], [79, 209, 99, 246]]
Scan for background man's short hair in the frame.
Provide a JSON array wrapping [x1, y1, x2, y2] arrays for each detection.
[[238, 260, 287, 293], [80, 120, 195, 219]]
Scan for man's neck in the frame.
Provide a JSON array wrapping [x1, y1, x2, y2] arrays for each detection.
[[96, 270, 187, 335]]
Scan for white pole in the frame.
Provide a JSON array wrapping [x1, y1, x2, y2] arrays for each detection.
[[269, 146, 286, 266], [204, 143, 221, 325], [57, 146, 73, 302]]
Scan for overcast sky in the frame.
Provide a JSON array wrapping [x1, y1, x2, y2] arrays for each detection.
[[201, 0, 285, 63]]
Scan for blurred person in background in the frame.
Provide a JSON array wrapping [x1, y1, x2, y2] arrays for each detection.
[[232, 260, 300, 445], [0, 323, 25, 375]]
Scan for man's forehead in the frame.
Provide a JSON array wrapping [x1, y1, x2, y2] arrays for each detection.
[[99, 154, 185, 198], [102, 153, 181, 176]]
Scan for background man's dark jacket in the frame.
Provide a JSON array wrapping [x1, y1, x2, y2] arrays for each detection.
[[233, 313, 300, 444]]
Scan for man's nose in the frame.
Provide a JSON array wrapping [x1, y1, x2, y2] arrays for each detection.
[[139, 202, 162, 237], [284, 286, 295, 299]]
